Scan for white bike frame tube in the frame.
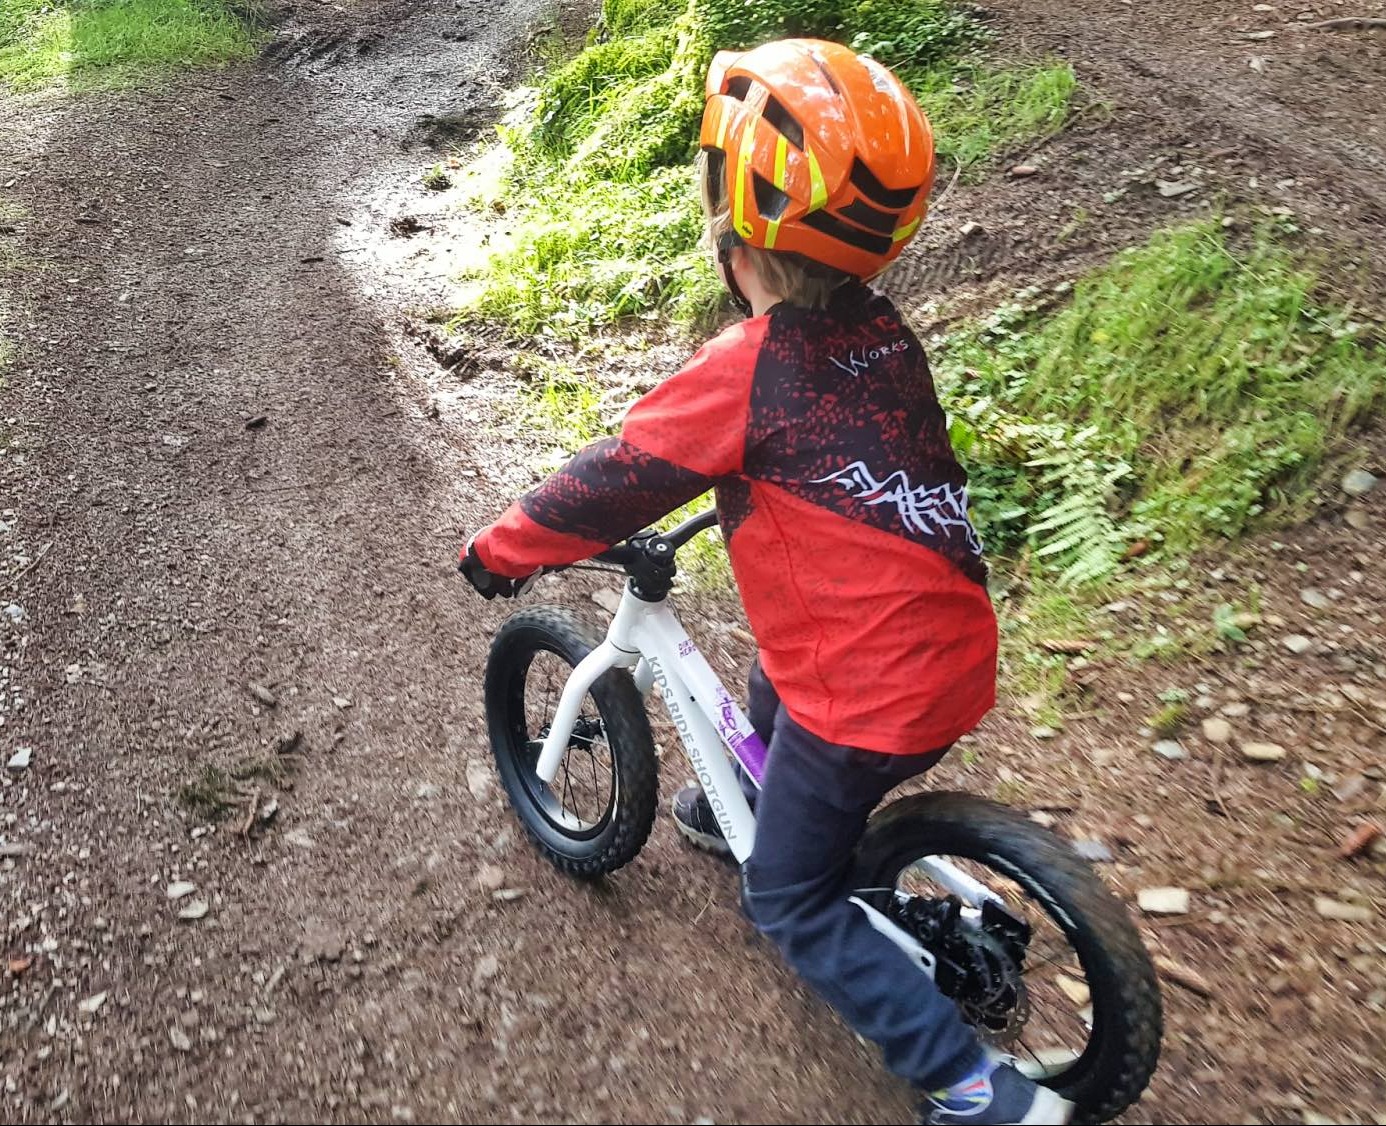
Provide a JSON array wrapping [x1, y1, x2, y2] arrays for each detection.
[[535, 585, 757, 863], [628, 603, 757, 863], [915, 857, 1006, 910]]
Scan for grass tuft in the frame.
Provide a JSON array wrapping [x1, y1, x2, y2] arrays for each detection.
[[0, 0, 261, 91]]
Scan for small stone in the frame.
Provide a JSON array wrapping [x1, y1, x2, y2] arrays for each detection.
[[248, 682, 277, 707], [1345, 507, 1369, 530], [1009, 164, 1039, 177], [3, 602, 24, 624], [491, 888, 526, 902], [168, 1025, 193, 1052], [178, 899, 210, 921], [1245, 28, 1277, 39], [5, 746, 31, 772], [302, 921, 346, 962], [415, 782, 440, 800], [78, 991, 108, 1014], [166, 881, 197, 900], [476, 864, 506, 893], [1241, 741, 1287, 762], [1219, 701, 1251, 718], [1030, 725, 1059, 740], [1283, 634, 1313, 654], [285, 829, 315, 849], [591, 588, 622, 615], [960, 220, 983, 236], [1342, 468, 1378, 497], [332, 695, 353, 709], [1071, 838, 1115, 863], [1201, 717, 1233, 744], [1152, 739, 1187, 760], [0, 841, 33, 858], [1156, 179, 1199, 197], [1299, 588, 1331, 611], [472, 954, 500, 986], [1331, 773, 1367, 803], [1138, 887, 1191, 915], [466, 761, 492, 801], [1314, 896, 1372, 923]]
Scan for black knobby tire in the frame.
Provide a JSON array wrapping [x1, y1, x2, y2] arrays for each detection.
[[854, 792, 1162, 1125], [484, 606, 658, 878]]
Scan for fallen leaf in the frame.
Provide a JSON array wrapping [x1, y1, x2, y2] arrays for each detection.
[[1040, 638, 1096, 655], [1055, 973, 1091, 1006], [1156, 956, 1214, 998], [78, 991, 108, 1014], [8, 954, 33, 975], [1337, 821, 1383, 860]]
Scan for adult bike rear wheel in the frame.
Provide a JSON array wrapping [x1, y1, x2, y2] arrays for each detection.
[[854, 793, 1162, 1125], [484, 606, 658, 879]]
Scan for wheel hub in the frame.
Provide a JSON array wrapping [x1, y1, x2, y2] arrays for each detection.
[[891, 894, 1032, 1043]]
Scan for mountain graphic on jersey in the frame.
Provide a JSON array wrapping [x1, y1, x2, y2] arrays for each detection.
[[809, 460, 983, 557]]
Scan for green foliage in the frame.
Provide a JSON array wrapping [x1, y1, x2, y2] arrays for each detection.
[[0, 0, 261, 91], [915, 61, 1075, 168], [1147, 700, 1187, 736], [463, 0, 1074, 336], [937, 220, 1382, 584], [468, 165, 722, 335], [422, 164, 452, 191]]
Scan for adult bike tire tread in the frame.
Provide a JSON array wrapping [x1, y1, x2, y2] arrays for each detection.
[[485, 606, 658, 880], [854, 792, 1162, 1125]]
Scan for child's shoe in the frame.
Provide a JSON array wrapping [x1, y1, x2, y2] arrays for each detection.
[[918, 1058, 1074, 1125]]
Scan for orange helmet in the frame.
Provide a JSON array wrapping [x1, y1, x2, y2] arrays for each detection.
[[700, 38, 936, 280]]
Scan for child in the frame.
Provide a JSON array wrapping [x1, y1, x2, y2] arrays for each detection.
[[460, 38, 1072, 1126]]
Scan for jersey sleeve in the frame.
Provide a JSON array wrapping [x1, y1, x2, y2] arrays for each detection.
[[471, 319, 764, 578]]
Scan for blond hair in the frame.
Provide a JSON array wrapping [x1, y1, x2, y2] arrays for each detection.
[[698, 152, 853, 311]]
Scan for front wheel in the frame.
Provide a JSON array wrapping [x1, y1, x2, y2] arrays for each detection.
[[854, 793, 1162, 1124], [484, 606, 658, 878]]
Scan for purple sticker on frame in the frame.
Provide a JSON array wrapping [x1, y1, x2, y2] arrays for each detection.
[[714, 687, 768, 785]]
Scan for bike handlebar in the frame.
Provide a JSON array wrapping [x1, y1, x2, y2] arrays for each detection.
[[590, 507, 719, 570]]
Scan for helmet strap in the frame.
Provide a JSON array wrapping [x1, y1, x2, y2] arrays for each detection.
[[716, 230, 754, 316]]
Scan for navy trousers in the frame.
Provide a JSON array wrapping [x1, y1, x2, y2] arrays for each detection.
[[738, 660, 984, 1088]]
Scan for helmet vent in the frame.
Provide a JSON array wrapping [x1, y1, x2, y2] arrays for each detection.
[[752, 172, 791, 220], [762, 96, 804, 150], [849, 158, 921, 211]]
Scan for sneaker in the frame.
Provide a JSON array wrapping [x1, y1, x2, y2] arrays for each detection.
[[919, 1059, 1074, 1125], [671, 782, 732, 858]]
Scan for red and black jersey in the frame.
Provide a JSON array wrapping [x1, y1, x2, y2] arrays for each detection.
[[475, 283, 997, 755]]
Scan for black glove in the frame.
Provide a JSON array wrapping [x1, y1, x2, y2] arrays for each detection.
[[459, 537, 540, 600]]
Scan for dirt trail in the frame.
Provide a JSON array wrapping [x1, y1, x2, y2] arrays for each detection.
[[1, 1, 1384, 1124]]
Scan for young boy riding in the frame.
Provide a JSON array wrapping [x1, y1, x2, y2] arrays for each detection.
[[460, 37, 1073, 1126]]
